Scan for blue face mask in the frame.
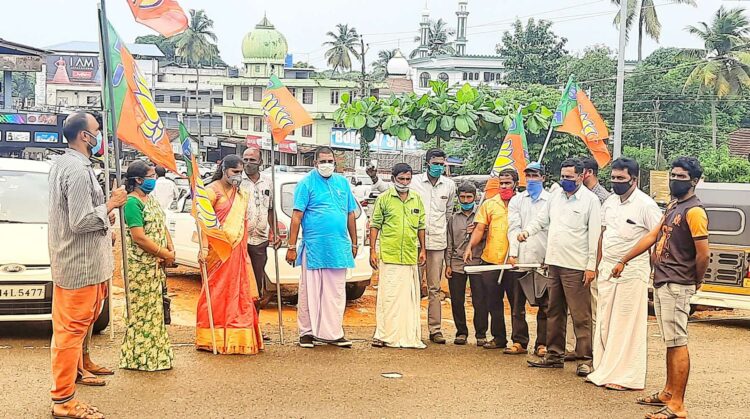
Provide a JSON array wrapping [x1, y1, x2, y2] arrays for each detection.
[[560, 179, 579, 193], [526, 179, 544, 200], [428, 164, 445, 178], [140, 178, 156, 194], [460, 201, 475, 211], [85, 131, 104, 158]]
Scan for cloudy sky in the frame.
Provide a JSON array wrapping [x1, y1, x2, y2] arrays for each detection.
[[2, 0, 734, 67]]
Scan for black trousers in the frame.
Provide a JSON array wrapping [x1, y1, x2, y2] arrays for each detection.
[[447, 271, 482, 338], [247, 241, 269, 304], [475, 269, 506, 343]]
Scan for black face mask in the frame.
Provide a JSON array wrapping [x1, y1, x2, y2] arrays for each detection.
[[669, 179, 693, 198], [245, 163, 260, 175], [611, 180, 632, 196]]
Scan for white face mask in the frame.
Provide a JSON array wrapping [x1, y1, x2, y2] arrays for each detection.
[[317, 163, 335, 178]]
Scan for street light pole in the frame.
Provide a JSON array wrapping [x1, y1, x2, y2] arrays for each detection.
[[613, 0, 629, 159]]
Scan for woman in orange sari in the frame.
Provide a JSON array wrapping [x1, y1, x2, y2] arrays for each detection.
[[196, 155, 263, 354]]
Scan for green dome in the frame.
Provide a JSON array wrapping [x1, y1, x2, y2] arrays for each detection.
[[241, 15, 288, 61]]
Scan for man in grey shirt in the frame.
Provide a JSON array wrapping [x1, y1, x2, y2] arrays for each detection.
[[48, 112, 126, 418]]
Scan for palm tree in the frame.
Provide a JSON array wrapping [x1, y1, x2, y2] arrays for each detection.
[[612, 0, 696, 63], [323, 24, 361, 74], [372, 49, 397, 76], [683, 6, 750, 147], [173, 9, 219, 135], [410, 18, 456, 58]]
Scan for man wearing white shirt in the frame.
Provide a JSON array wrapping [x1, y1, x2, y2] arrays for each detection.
[[370, 149, 456, 344], [507, 162, 550, 357], [520, 158, 601, 376], [151, 166, 179, 210], [587, 158, 662, 390]]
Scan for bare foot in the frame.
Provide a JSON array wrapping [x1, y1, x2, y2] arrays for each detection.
[[52, 399, 105, 418]]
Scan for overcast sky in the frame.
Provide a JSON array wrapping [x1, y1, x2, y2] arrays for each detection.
[[2, 0, 735, 68]]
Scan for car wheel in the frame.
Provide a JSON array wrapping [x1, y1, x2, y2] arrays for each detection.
[[93, 295, 110, 334], [345, 282, 368, 301]]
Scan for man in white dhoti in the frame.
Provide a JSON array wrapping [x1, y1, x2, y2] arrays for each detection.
[[369, 163, 427, 349], [587, 158, 662, 390]]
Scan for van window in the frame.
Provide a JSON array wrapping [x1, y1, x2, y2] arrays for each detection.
[[280, 182, 361, 219], [0, 170, 49, 224], [706, 208, 745, 236]]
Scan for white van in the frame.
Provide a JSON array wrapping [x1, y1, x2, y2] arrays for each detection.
[[0, 158, 109, 332], [166, 171, 373, 301]]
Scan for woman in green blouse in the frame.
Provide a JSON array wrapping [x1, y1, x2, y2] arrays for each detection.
[[120, 160, 175, 371]]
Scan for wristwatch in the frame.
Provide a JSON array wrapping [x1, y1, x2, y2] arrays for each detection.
[[288, 244, 297, 251]]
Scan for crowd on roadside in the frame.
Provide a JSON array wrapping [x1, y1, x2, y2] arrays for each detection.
[[46, 111, 708, 419]]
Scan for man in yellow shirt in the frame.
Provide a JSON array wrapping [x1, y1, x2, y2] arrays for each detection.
[[464, 169, 518, 350]]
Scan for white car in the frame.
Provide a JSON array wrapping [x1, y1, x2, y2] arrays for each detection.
[[165, 172, 373, 300], [0, 158, 110, 331]]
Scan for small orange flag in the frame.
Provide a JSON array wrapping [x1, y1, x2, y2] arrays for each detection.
[[553, 76, 611, 168], [127, 0, 188, 37]]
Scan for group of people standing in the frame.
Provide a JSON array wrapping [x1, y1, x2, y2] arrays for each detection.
[[47, 110, 708, 419]]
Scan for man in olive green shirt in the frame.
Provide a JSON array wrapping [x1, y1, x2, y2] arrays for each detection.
[[369, 163, 427, 348]]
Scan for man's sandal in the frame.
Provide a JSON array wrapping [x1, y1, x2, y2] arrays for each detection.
[[76, 373, 106, 387], [645, 406, 687, 419], [605, 384, 632, 391], [637, 392, 668, 406], [503, 343, 527, 355], [52, 401, 104, 419], [85, 365, 114, 376]]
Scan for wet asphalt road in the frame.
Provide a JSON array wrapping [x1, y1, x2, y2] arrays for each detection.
[[2, 295, 749, 418]]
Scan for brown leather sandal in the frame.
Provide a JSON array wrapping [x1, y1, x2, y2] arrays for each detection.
[[503, 342, 527, 355], [52, 400, 104, 418]]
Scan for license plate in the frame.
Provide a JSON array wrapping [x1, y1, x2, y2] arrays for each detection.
[[0, 285, 46, 300]]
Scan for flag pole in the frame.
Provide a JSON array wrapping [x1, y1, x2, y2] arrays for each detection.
[[195, 222, 218, 355], [536, 123, 554, 164], [613, 0, 629, 159], [270, 140, 285, 345], [98, 0, 131, 320], [101, 112, 115, 341]]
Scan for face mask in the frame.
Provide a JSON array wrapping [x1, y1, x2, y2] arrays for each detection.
[[228, 174, 242, 186], [245, 163, 260, 176], [317, 163, 335, 178], [394, 182, 410, 193], [460, 201, 475, 211], [499, 188, 515, 201], [85, 131, 104, 158], [139, 178, 156, 194], [428, 164, 445, 178], [560, 179, 579, 193], [526, 179, 543, 200], [611, 180, 633, 196], [669, 179, 693, 198]]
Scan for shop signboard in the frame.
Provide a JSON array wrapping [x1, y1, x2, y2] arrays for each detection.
[[46, 54, 100, 85], [0, 54, 43, 72], [5, 131, 31, 142], [34, 132, 59, 143], [330, 128, 420, 152]]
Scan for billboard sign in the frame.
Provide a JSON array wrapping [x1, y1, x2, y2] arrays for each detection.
[[330, 128, 420, 152], [5, 131, 31, 142], [26, 113, 58, 125], [46, 54, 101, 85], [34, 132, 59, 143], [0, 54, 43, 72]]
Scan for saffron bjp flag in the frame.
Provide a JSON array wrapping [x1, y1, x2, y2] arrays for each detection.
[[103, 21, 178, 173], [553, 75, 611, 168], [261, 75, 313, 143], [485, 110, 530, 198], [178, 122, 231, 262], [126, 0, 188, 37]]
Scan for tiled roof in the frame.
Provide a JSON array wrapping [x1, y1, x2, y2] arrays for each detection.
[[729, 128, 750, 158], [379, 77, 413, 95]]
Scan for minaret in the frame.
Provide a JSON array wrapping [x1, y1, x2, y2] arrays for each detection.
[[455, 0, 469, 56], [418, 3, 430, 58]]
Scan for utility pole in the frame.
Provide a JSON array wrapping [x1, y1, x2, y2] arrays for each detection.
[[613, 0, 629, 159], [653, 98, 661, 169], [359, 35, 369, 99], [711, 99, 717, 148]]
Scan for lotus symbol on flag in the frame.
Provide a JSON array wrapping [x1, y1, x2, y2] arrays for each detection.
[[194, 185, 219, 228], [493, 138, 515, 171], [261, 95, 294, 129], [133, 63, 165, 145], [133, 0, 164, 9], [579, 109, 599, 140]]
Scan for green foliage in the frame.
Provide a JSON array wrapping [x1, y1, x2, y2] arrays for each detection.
[[334, 82, 554, 173], [409, 19, 456, 59], [135, 34, 177, 63], [697, 146, 750, 183], [496, 18, 568, 85], [173, 9, 221, 67], [11, 73, 35, 102]]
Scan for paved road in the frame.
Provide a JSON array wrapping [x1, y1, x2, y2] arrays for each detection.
[[2, 279, 749, 418]]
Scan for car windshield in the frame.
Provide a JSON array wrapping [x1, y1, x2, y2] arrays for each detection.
[[280, 182, 361, 219], [0, 170, 49, 224]]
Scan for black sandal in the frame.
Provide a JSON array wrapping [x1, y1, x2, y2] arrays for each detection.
[[636, 392, 667, 406], [645, 406, 686, 419], [371, 339, 385, 348]]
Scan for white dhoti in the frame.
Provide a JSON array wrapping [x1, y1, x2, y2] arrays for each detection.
[[374, 263, 426, 349], [588, 259, 649, 390]]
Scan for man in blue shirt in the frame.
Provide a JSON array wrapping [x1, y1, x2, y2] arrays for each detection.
[[286, 146, 359, 348]]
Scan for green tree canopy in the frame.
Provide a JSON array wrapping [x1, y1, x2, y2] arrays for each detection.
[[410, 19, 456, 59], [323, 24, 361, 73], [496, 18, 568, 85], [172, 9, 221, 67]]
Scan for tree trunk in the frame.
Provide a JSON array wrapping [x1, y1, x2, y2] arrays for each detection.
[[637, 16, 644, 63], [711, 98, 717, 148]]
